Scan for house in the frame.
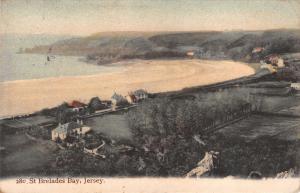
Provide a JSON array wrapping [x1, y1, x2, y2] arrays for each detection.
[[125, 93, 138, 104], [252, 47, 265, 54], [51, 120, 91, 141], [264, 54, 285, 68], [260, 62, 276, 73], [51, 123, 73, 141], [133, 89, 148, 101], [111, 92, 128, 108], [69, 100, 87, 108], [68, 100, 87, 112], [291, 83, 300, 91], [73, 125, 91, 136], [186, 51, 195, 57], [277, 58, 285, 68]]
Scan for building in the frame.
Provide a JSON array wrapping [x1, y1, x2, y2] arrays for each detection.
[[51, 120, 91, 141], [51, 123, 72, 141], [252, 47, 265, 54], [111, 92, 128, 109], [133, 89, 148, 101], [73, 125, 92, 136], [186, 51, 195, 57], [277, 58, 285, 68], [260, 62, 276, 73], [68, 100, 87, 112], [264, 54, 285, 68], [125, 94, 137, 104], [291, 83, 300, 91], [69, 100, 87, 108]]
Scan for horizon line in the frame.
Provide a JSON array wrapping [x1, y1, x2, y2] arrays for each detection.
[[1, 27, 300, 37]]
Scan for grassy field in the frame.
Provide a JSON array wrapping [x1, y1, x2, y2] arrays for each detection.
[[0, 133, 57, 176], [260, 96, 300, 112], [85, 113, 132, 141], [2, 115, 56, 130], [277, 104, 300, 116], [216, 114, 300, 142]]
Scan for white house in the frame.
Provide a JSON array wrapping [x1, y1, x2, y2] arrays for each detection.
[[51, 123, 71, 141], [277, 58, 285, 68], [73, 126, 91, 136], [186, 51, 195, 57], [51, 121, 91, 141], [291, 83, 300, 91], [111, 92, 125, 105], [111, 92, 128, 110]]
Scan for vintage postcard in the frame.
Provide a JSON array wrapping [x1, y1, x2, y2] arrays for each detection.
[[0, 0, 300, 193]]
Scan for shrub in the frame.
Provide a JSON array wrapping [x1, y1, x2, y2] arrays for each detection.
[[125, 88, 260, 176]]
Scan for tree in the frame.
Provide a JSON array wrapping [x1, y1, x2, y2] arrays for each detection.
[[88, 97, 104, 113]]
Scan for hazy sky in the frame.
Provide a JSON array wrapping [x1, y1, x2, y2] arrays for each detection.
[[1, 0, 300, 35]]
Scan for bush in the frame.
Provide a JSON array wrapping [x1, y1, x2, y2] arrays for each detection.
[[125, 88, 261, 176]]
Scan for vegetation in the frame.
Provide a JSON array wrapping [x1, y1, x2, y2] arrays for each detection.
[[207, 134, 300, 177], [125, 88, 265, 176], [24, 29, 300, 65], [43, 140, 143, 176], [87, 97, 106, 113], [27, 126, 50, 140]]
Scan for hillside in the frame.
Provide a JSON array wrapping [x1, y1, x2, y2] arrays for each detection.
[[24, 29, 300, 64]]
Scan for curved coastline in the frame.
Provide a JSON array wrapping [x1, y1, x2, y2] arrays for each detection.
[[0, 59, 255, 118]]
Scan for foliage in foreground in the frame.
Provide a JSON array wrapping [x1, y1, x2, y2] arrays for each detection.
[[125, 88, 265, 176]]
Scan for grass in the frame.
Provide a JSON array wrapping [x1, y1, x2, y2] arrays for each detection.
[[85, 113, 132, 141], [260, 96, 300, 112], [0, 133, 57, 176], [216, 114, 300, 142]]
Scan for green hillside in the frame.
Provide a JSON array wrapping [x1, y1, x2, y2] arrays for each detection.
[[24, 29, 300, 65]]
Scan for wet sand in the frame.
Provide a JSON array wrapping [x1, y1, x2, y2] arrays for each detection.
[[0, 59, 255, 118]]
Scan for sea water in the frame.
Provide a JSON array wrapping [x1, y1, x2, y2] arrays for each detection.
[[0, 34, 120, 82], [0, 52, 120, 82]]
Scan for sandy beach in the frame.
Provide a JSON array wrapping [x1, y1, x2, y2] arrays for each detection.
[[0, 59, 254, 118]]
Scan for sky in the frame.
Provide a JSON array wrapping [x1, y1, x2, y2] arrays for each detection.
[[0, 0, 300, 36]]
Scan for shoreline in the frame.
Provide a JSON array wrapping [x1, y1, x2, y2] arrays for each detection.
[[0, 59, 255, 118], [0, 58, 260, 85]]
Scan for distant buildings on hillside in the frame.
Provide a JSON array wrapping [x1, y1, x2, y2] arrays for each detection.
[[260, 54, 285, 73]]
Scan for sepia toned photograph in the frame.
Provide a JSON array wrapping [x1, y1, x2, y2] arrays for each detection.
[[0, 0, 300, 192]]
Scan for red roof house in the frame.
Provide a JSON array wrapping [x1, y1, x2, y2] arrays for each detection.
[[68, 100, 87, 108]]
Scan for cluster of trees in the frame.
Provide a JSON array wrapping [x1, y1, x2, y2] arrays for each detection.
[[38, 102, 78, 123], [206, 134, 300, 177], [39, 96, 110, 124], [43, 140, 144, 176], [125, 88, 265, 176], [127, 88, 262, 139]]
